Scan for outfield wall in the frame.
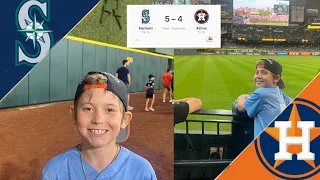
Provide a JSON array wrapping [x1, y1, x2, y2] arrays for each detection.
[[0, 38, 172, 109]]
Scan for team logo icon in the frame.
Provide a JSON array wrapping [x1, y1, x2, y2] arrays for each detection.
[[206, 36, 213, 42], [142, 9, 150, 24], [16, 0, 54, 66], [255, 98, 320, 179], [194, 9, 209, 24]]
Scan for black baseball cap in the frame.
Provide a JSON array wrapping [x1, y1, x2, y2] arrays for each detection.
[[74, 71, 130, 142], [256, 59, 285, 89], [149, 74, 155, 79]]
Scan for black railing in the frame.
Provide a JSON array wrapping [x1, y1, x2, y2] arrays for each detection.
[[174, 106, 254, 180]]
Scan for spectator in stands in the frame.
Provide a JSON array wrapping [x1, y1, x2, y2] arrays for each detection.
[[236, 59, 292, 139], [173, 98, 202, 126]]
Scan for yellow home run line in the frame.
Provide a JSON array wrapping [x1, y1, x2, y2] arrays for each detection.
[[66, 36, 174, 59]]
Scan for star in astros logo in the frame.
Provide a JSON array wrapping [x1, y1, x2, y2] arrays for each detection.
[[255, 98, 320, 179], [194, 9, 209, 24]]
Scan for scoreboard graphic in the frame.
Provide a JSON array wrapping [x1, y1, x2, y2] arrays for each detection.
[[127, 5, 221, 48]]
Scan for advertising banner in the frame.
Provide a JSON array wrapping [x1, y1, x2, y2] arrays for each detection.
[[277, 52, 288, 56], [301, 52, 311, 56], [228, 52, 244, 55], [312, 52, 320, 56], [267, 52, 276, 55], [289, 52, 299, 56], [232, 49, 254, 53], [254, 53, 261, 55]]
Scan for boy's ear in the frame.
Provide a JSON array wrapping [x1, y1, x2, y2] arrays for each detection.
[[121, 111, 132, 129], [274, 74, 281, 83], [70, 105, 76, 125]]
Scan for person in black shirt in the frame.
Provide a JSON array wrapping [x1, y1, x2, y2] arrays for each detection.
[[116, 60, 133, 110], [173, 98, 202, 126], [145, 74, 156, 111]]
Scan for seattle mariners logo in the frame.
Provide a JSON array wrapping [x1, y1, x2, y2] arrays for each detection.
[[255, 98, 320, 179], [15, 0, 53, 66], [142, 9, 150, 24], [194, 9, 209, 24]]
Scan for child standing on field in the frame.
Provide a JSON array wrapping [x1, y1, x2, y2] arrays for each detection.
[[145, 74, 156, 112]]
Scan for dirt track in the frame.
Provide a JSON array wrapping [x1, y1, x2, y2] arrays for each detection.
[[0, 90, 173, 180]]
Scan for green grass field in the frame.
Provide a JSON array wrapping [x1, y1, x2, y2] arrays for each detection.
[[174, 55, 320, 132], [69, 0, 152, 48]]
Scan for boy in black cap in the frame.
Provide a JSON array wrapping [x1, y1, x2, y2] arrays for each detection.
[[145, 74, 156, 111], [42, 71, 156, 179], [236, 59, 292, 139]]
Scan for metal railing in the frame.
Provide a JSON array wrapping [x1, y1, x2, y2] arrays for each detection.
[[174, 108, 253, 180]]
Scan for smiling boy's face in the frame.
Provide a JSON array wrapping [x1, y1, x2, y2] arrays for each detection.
[[254, 68, 280, 88], [73, 88, 131, 148]]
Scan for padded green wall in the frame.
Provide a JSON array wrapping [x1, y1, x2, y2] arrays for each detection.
[[1, 39, 169, 108]]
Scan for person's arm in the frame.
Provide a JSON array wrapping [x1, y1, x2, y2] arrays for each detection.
[[173, 97, 202, 114], [115, 69, 119, 78], [127, 69, 131, 86], [186, 98, 202, 114], [240, 92, 262, 118], [128, 74, 131, 86], [145, 83, 150, 90], [236, 94, 249, 112], [173, 98, 195, 103]]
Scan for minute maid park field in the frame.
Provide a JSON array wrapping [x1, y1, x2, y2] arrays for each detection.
[[174, 55, 320, 132]]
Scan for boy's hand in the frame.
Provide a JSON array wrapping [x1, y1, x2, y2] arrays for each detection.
[[236, 94, 249, 102], [236, 94, 250, 112]]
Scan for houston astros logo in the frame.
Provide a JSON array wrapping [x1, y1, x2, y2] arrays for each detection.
[[255, 98, 320, 179], [194, 9, 209, 24], [15, 0, 53, 66]]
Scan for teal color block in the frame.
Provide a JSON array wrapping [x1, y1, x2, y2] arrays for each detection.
[[95, 45, 107, 72], [67, 40, 83, 100], [82, 43, 96, 75], [106, 47, 118, 75], [2, 76, 29, 108], [49, 39, 68, 102], [28, 53, 50, 105]]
